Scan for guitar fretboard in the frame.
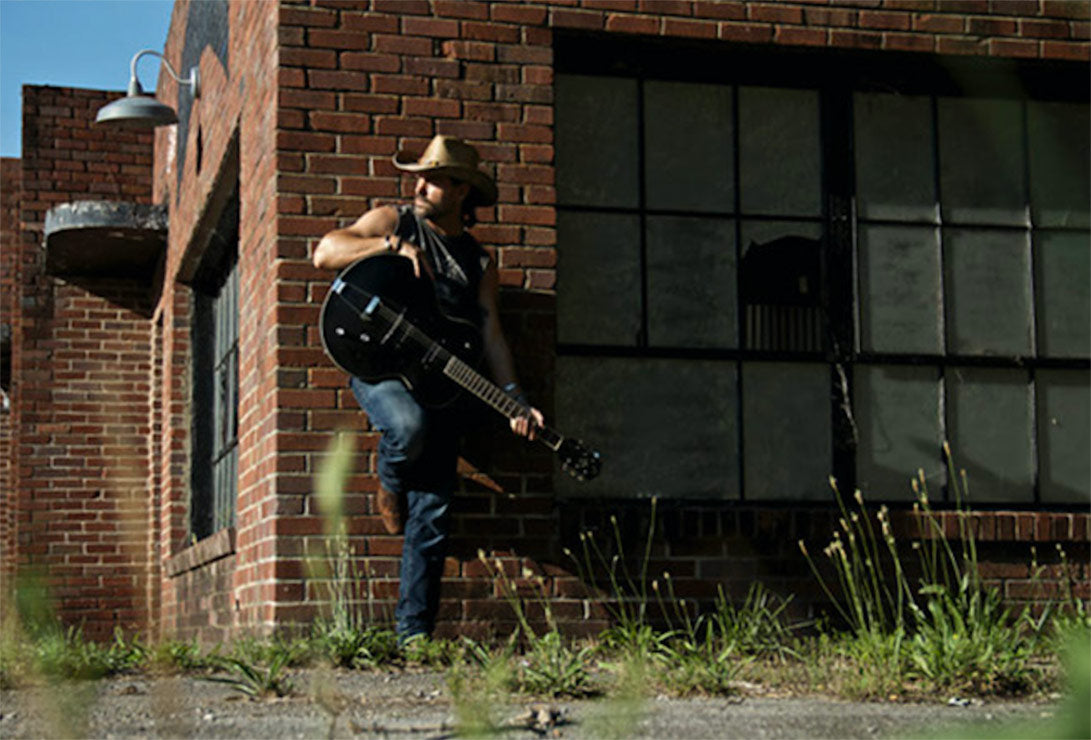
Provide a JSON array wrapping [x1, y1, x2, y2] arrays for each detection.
[[443, 355, 563, 451]]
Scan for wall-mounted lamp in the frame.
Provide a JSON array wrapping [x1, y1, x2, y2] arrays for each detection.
[[95, 49, 200, 129]]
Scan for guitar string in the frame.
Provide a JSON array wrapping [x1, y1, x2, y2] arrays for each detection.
[[337, 284, 565, 450]]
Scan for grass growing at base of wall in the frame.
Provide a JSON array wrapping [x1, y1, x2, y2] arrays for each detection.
[[2, 439, 1087, 728]]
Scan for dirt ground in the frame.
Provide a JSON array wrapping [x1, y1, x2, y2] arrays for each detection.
[[0, 669, 1055, 740]]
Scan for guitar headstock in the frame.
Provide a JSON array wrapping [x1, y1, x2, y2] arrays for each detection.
[[557, 438, 602, 481]]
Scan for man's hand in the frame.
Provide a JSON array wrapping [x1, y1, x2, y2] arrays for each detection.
[[510, 407, 545, 441], [391, 238, 434, 281]]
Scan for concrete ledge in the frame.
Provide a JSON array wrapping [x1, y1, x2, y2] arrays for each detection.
[[44, 200, 167, 278], [166, 527, 236, 577]]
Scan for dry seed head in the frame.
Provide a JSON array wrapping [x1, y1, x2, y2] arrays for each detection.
[[798, 540, 808, 556], [854, 489, 864, 506], [522, 567, 533, 579]]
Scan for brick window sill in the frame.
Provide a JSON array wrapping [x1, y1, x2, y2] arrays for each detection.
[[166, 527, 236, 577]]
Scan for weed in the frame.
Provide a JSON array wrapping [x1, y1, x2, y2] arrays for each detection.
[[446, 645, 514, 737], [703, 582, 800, 662], [205, 652, 295, 699], [564, 498, 660, 636], [517, 629, 596, 697], [401, 634, 462, 667]]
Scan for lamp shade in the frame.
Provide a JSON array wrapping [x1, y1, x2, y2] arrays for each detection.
[[94, 94, 179, 129]]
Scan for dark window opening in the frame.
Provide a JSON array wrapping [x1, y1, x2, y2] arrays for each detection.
[[190, 184, 239, 539]]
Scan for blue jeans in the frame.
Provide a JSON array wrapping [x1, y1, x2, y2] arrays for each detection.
[[350, 377, 459, 640]]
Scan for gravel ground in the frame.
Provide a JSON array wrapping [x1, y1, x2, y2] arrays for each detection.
[[0, 670, 1054, 740]]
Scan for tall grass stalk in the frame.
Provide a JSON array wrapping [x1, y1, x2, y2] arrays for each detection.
[[564, 498, 659, 636]]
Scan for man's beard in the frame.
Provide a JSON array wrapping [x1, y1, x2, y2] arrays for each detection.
[[412, 197, 434, 219]]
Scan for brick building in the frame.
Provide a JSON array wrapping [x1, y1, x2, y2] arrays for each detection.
[[2, 0, 1088, 643]]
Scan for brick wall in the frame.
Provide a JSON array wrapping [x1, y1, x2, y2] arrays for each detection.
[[268, 0, 1089, 639], [150, 0, 283, 639], [1, 157, 21, 593], [11, 86, 156, 639]]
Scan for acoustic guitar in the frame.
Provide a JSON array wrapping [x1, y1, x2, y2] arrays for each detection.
[[319, 253, 602, 481]]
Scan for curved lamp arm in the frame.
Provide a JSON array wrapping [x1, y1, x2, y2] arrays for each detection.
[[128, 49, 200, 99]]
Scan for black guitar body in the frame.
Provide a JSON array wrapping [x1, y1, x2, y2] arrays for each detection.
[[320, 254, 482, 408]]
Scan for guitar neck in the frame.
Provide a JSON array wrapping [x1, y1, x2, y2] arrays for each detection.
[[442, 355, 563, 452]]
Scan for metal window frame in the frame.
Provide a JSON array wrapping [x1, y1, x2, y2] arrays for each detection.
[[554, 32, 1089, 506]]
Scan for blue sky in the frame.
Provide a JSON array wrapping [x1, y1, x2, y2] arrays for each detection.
[[0, 0, 175, 158]]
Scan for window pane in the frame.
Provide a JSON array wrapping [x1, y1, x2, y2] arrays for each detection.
[[938, 98, 1027, 226], [855, 365, 944, 500], [557, 211, 641, 346], [740, 222, 823, 352], [944, 228, 1033, 356], [644, 80, 734, 212], [743, 362, 830, 500], [854, 93, 937, 223], [739, 87, 821, 217], [1028, 101, 1090, 229], [1037, 369, 1091, 504], [555, 75, 639, 208], [1035, 231, 1091, 358], [858, 225, 943, 354], [555, 357, 739, 499], [646, 215, 737, 348], [947, 367, 1034, 503]]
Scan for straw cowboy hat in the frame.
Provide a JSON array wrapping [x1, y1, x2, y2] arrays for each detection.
[[392, 135, 498, 207]]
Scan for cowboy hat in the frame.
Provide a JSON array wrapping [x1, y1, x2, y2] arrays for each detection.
[[392, 135, 498, 207]]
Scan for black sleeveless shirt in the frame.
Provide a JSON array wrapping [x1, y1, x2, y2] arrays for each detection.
[[391, 205, 490, 328]]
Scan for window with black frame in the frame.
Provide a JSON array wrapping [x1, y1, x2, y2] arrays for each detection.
[[553, 36, 1089, 505], [190, 187, 240, 539]]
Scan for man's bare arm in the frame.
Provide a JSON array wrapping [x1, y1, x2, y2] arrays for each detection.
[[313, 206, 399, 271]]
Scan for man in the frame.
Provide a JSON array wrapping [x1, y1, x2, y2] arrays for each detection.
[[313, 135, 544, 641]]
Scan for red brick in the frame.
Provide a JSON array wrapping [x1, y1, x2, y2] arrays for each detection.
[[968, 16, 1019, 35], [1042, 40, 1091, 59], [373, 34, 434, 56], [859, 9, 911, 30], [606, 13, 662, 33], [442, 40, 497, 61], [664, 17, 719, 37], [936, 35, 988, 54], [883, 32, 934, 51], [987, 0, 1040, 14], [307, 28, 368, 50], [463, 21, 523, 42], [1042, 0, 1090, 19], [914, 13, 966, 33], [830, 29, 885, 48], [491, 4, 549, 24], [549, 8, 605, 29], [777, 26, 829, 46], [372, 0, 430, 13], [750, 3, 804, 24], [640, 0, 691, 14], [989, 38, 1041, 57], [434, 0, 489, 19], [719, 22, 775, 42]]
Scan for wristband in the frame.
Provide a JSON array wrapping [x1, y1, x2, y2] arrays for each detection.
[[503, 382, 529, 408]]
